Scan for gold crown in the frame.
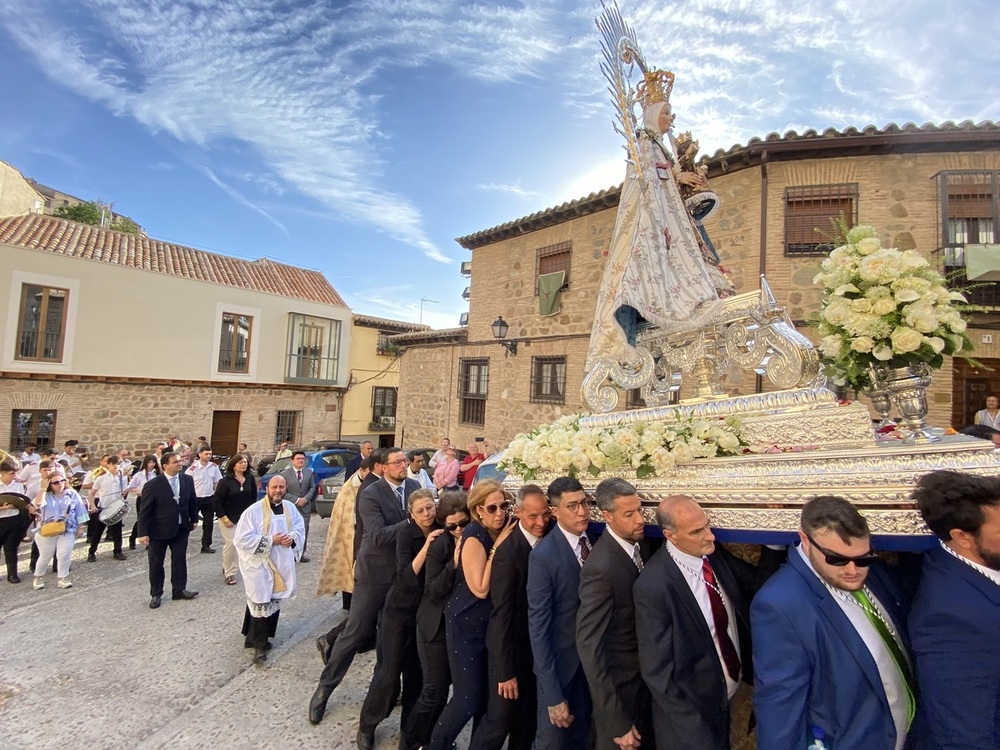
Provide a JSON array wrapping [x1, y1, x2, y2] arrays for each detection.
[[636, 69, 675, 106], [675, 131, 694, 147]]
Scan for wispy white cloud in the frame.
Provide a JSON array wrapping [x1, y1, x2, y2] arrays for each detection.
[[475, 182, 543, 201], [30, 147, 84, 171], [0, 0, 569, 264], [201, 167, 289, 235]]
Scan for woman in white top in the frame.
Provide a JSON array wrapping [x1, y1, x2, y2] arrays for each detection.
[[126, 455, 161, 550], [974, 394, 1000, 429]]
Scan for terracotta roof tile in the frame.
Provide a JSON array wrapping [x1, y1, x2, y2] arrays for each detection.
[[0, 214, 348, 307], [352, 314, 429, 333]]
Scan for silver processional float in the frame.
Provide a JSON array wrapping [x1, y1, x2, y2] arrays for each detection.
[[496, 2, 998, 549]]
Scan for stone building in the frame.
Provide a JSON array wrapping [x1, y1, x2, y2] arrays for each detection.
[[0, 213, 352, 459], [340, 314, 428, 448], [394, 121, 1000, 449]]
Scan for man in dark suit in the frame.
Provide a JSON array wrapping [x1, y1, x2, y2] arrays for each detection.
[[527, 476, 593, 750], [577, 478, 651, 750], [909, 470, 1000, 750], [635, 495, 777, 750], [136, 451, 200, 609], [470, 484, 551, 750], [280, 450, 317, 561], [308, 447, 419, 731], [753, 495, 915, 750]]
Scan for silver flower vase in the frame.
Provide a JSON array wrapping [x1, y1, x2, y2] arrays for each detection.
[[868, 388, 895, 431], [868, 362, 940, 443]]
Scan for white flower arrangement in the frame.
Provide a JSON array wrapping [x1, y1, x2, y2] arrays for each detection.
[[813, 225, 972, 391], [499, 413, 747, 480]]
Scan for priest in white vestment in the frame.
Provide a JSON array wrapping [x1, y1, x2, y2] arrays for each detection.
[[234, 474, 305, 663]]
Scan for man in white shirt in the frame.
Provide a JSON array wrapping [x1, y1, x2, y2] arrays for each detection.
[[406, 451, 435, 496], [20, 444, 39, 466], [635, 495, 777, 750], [752, 496, 913, 750], [186, 444, 223, 554], [57, 440, 84, 477], [428, 437, 450, 469]]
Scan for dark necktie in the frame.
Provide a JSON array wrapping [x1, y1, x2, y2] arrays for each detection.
[[578, 535, 591, 564], [702, 558, 741, 681], [297, 469, 302, 485], [632, 545, 644, 571], [395, 485, 405, 512]]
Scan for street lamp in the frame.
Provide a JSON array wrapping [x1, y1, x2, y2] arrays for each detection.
[[490, 315, 517, 355]]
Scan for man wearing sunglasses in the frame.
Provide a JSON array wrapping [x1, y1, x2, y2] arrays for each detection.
[[909, 469, 1000, 750], [752, 495, 914, 750]]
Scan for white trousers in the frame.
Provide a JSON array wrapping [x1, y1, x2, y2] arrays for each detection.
[[34, 532, 75, 579], [218, 519, 238, 578]]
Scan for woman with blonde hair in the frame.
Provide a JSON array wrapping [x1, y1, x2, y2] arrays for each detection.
[[428, 479, 516, 749]]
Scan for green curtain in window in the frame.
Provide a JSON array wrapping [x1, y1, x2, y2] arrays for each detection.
[[538, 271, 565, 317]]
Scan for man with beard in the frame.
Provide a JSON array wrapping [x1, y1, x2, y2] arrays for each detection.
[[752, 496, 914, 750], [910, 470, 1000, 749]]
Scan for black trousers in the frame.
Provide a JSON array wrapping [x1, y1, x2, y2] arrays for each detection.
[[400, 628, 451, 750], [129, 497, 142, 548], [242, 606, 279, 648], [469, 652, 538, 750], [427, 610, 489, 750], [198, 497, 214, 548], [534, 664, 593, 750], [87, 512, 122, 554], [316, 581, 391, 692], [359, 606, 422, 735], [0, 514, 30, 576], [146, 529, 190, 597]]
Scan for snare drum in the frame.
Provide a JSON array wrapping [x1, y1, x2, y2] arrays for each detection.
[[98, 497, 130, 526]]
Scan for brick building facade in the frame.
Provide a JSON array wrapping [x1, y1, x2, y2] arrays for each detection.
[[394, 122, 1000, 450]]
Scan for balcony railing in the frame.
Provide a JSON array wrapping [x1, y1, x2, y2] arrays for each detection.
[[369, 415, 396, 432], [284, 353, 339, 384]]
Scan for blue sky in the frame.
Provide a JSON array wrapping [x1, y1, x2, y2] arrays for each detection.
[[2, 0, 998, 329]]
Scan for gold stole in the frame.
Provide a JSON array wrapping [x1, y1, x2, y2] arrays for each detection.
[[260, 498, 292, 594]]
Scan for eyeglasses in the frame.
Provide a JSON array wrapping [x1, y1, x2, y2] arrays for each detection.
[[386, 459, 407, 466], [483, 501, 510, 515], [804, 532, 880, 567], [446, 518, 471, 532], [563, 499, 592, 514]]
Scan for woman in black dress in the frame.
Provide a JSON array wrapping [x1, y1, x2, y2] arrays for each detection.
[[427, 479, 515, 749], [399, 491, 470, 750], [212, 453, 257, 585], [357, 489, 443, 746]]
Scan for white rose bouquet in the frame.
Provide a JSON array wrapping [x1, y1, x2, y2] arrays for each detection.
[[500, 413, 747, 480], [814, 225, 972, 391]]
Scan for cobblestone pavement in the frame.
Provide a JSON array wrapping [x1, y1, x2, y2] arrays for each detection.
[[0, 516, 470, 750]]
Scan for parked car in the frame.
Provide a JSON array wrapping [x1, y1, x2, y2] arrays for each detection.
[[315, 473, 346, 518], [471, 451, 506, 486], [257, 448, 359, 501], [256, 440, 361, 477]]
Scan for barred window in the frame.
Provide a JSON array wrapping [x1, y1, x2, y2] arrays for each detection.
[[10, 409, 57, 451], [16, 285, 67, 362], [536, 241, 572, 292], [784, 184, 859, 255], [275, 410, 301, 445], [219, 312, 253, 373], [530, 356, 567, 404], [458, 358, 489, 426], [941, 171, 997, 247], [372, 387, 397, 428]]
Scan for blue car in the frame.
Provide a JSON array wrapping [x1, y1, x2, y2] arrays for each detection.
[[257, 448, 358, 500]]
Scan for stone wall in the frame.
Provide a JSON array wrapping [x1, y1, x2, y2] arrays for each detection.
[[398, 148, 1000, 447], [1, 377, 342, 459]]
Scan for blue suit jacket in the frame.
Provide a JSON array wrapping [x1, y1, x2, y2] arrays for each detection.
[[909, 545, 1000, 750], [527, 527, 586, 707], [751, 546, 913, 750]]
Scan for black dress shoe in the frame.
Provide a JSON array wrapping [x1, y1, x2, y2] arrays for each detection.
[[357, 729, 375, 750], [128, 541, 136, 550], [201, 546, 216, 554], [172, 589, 199, 600], [299, 554, 310, 563], [252, 648, 267, 665], [308, 686, 332, 725], [149, 595, 161, 609], [87, 553, 97, 563], [113, 551, 127, 561], [8, 574, 21, 584], [316, 636, 330, 664]]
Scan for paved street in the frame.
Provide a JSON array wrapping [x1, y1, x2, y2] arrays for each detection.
[[0, 515, 446, 750]]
